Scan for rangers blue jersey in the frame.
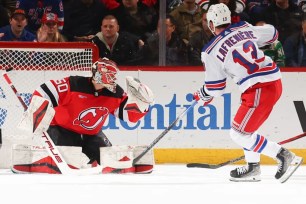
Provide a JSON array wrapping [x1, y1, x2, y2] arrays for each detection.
[[16, 0, 64, 32]]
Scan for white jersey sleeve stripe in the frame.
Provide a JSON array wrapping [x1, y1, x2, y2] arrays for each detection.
[[205, 35, 223, 54], [206, 78, 227, 91], [229, 23, 249, 32]]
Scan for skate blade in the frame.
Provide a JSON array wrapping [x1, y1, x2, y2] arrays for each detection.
[[229, 176, 261, 182], [279, 156, 304, 183]]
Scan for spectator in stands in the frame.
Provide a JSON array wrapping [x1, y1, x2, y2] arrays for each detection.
[[37, 12, 66, 42], [62, 0, 108, 42], [0, 8, 36, 41], [298, 0, 306, 12], [256, 21, 285, 67], [245, 0, 271, 25], [141, 15, 189, 66], [208, 0, 250, 23], [167, 0, 182, 12], [260, 0, 303, 44], [1, 0, 16, 12], [102, 0, 160, 11], [15, 0, 64, 33], [283, 16, 306, 67], [91, 15, 144, 65], [110, 0, 158, 42], [169, 0, 204, 45], [188, 11, 213, 65], [197, 0, 246, 14], [100, 0, 120, 10], [0, 4, 10, 27]]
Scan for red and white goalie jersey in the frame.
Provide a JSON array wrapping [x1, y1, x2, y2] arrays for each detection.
[[32, 76, 146, 135], [201, 21, 281, 97]]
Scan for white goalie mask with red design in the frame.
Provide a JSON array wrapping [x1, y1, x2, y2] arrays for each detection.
[[92, 58, 119, 93]]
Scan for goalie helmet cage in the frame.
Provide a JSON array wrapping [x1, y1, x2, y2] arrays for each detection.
[[0, 42, 99, 168]]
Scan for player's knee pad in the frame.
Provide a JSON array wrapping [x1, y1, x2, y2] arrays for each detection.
[[229, 129, 257, 149], [11, 144, 89, 174]]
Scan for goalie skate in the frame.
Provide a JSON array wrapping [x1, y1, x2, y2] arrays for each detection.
[[275, 148, 304, 183], [230, 163, 261, 182]]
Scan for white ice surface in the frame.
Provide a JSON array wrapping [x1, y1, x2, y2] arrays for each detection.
[[0, 165, 305, 204]]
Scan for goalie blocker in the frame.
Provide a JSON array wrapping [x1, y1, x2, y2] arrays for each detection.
[[12, 144, 154, 174]]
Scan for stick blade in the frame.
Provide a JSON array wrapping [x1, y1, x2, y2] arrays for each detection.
[[186, 163, 220, 169]]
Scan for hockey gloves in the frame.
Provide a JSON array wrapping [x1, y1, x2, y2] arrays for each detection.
[[18, 95, 55, 135], [125, 76, 154, 113], [194, 85, 213, 106]]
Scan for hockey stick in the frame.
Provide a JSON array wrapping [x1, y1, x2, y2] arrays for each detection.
[[2, 69, 27, 111], [133, 100, 198, 165], [186, 132, 306, 169], [2, 70, 104, 175]]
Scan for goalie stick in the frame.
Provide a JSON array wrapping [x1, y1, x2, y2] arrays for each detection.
[[2, 69, 27, 111], [133, 100, 198, 165], [186, 132, 306, 169], [2, 69, 105, 175]]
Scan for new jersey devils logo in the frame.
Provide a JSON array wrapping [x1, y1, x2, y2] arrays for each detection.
[[73, 107, 109, 130]]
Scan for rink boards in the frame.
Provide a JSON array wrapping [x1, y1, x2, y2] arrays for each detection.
[[0, 68, 305, 166]]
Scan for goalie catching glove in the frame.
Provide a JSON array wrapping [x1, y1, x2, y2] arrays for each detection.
[[18, 95, 55, 135], [125, 76, 154, 113], [194, 85, 213, 106]]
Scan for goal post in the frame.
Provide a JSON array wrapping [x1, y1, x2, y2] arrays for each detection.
[[0, 42, 99, 168]]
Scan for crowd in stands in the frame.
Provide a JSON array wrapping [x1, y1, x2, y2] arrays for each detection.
[[0, 0, 306, 67]]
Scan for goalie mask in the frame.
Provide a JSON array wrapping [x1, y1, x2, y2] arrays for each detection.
[[92, 58, 119, 93]]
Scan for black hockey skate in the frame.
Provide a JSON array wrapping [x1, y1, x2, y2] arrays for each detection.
[[275, 148, 303, 183], [230, 162, 261, 182]]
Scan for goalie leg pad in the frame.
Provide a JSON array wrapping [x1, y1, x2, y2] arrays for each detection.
[[12, 144, 89, 174], [100, 145, 134, 173], [11, 144, 59, 174], [133, 145, 155, 174], [100, 145, 154, 174]]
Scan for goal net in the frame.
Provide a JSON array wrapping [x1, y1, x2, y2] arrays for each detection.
[[0, 42, 99, 168]]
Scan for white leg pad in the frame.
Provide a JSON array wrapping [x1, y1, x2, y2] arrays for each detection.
[[100, 145, 155, 174], [11, 144, 90, 173], [133, 145, 155, 174], [100, 145, 134, 169], [133, 145, 155, 165]]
